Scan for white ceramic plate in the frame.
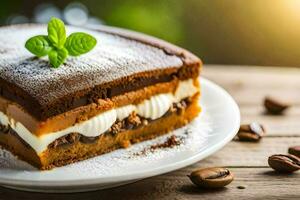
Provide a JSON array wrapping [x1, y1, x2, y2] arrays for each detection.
[[0, 78, 240, 193]]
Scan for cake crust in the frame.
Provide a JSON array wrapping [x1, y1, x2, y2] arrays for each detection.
[[0, 24, 201, 120]]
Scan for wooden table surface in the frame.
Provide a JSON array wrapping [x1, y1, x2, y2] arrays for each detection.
[[1, 65, 300, 200]]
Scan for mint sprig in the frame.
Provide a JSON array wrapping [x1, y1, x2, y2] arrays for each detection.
[[48, 48, 68, 68], [25, 17, 97, 68], [65, 32, 97, 56], [47, 18, 66, 49], [25, 35, 52, 57]]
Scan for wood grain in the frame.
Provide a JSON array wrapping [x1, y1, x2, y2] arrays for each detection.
[[203, 65, 300, 105], [196, 137, 300, 167], [1, 65, 299, 200], [0, 168, 299, 200]]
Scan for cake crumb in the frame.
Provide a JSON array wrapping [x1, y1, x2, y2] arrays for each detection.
[[133, 135, 183, 156], [150, 135, 182, 150], [120, 140, 131, 148]]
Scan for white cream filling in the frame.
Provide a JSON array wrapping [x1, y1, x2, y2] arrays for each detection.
[[0, 79, 198, 154], [0, 111, 9, 126], [137, 93, 174, 120]]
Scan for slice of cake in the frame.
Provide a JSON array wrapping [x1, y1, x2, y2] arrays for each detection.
[[0, 24, 202, 170]]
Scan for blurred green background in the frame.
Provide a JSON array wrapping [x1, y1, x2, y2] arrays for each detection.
[[1, 0, 300, 67]]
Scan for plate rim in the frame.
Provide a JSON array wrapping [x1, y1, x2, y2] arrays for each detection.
[[0, 77, 240, 187]]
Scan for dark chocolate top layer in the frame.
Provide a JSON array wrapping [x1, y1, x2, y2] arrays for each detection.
[[0, 24, 201, 120]]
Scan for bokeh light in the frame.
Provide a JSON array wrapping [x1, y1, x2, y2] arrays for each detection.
[[34, 3, 62, 23], [6, 14, 29, 24], [63, 2, 89, 26]]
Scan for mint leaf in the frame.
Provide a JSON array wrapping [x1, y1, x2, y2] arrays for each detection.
[[48, 48, 68, 68], [65, 32, 97, 56], [25, 35, 52, 57], [25, 17, 98, 68], [48, 17, 66, 49]]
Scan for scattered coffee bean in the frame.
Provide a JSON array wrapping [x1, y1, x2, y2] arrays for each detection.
[[268, 154, 300, 173], [236, 122, 265, 142], [188, 167, 234, 188], [237, 186, 246, 189], [288, 146, 300, 158], [264, 97, 290, 115]]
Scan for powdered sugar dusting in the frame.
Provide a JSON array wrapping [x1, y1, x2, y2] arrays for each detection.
[[0, 149, 35, 171], [0, 24, 183, 105], [0, 112, 212, 177]]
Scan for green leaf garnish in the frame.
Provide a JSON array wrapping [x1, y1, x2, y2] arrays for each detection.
[[65, 32, 97, 56], [25, 35, 52, 57], [25, 17, 97, 68], [47, 18, 66, 49], [48, 48, 68, 68]]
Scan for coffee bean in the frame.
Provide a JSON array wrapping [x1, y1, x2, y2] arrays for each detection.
[[236, 122, 265, 142], [188, 167, 234, 188], [264, 97, 290, 115], [268, 154, 300, 173], [288, 146, 300, 158]]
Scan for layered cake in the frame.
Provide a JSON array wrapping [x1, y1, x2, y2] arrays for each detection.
[[0, 24, 202, 169]]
